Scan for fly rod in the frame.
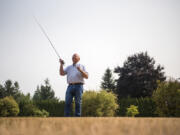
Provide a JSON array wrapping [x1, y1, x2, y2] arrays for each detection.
[[33, 16, 63, 62]]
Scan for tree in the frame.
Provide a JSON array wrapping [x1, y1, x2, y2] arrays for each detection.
[[33, 78, 57, 101], [0, 80, 21, 99], [0, 84, 5, 98], [153, 79, 180, 117], [114, 52, 166, 98], [101, 68, 115, 92]]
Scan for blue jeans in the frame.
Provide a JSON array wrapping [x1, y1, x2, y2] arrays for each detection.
[[64, 84, 83, 117]]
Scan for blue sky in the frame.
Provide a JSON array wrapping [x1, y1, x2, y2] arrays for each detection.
[[0, 0, 180, 100]]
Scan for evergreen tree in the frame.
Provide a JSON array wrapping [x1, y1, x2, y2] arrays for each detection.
[[114, 52, 166, 98], [33, 78, 57, 101], [101, 68, 115, 92], [0, 84, 5, 98], [0, 80, 20, 99]]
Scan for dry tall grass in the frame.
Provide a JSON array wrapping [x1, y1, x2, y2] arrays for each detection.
[[0, 117, 180, 135]]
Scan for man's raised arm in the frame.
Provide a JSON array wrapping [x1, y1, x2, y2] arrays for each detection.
[[59, 59, 66, 76]]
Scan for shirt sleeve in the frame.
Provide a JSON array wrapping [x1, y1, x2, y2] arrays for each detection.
[[64, 66, 68, 75], [83, 65, 88, 75]]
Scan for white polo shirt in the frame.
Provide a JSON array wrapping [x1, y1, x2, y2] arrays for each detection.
[[64, 63, 88, 84]]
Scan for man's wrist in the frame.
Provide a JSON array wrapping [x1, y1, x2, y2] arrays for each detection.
[[78, 69, 84, 75], [80, 70, 84, 74]]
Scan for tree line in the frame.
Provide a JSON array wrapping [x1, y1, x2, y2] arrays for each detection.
[[0, 51, 180, 117], [0, 79, 118, 117]]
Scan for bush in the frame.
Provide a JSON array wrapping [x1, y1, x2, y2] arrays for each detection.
[[17, 94, 34, 116], [153, 79, 180, 117], [41, 109, 49, 117], [34, 100, 65, 116], [19, 102, 48, 117], [116, 97, 157, 117], [82, 90, 118, 116], [126, 105, 139, 117], [33, 109, 49, 117], [17, 94, 49, 117], [136, 97, 157, 117], [0, 96, 19, 116]]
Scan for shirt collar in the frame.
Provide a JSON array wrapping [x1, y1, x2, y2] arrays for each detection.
[[73, 62, 79, 67]]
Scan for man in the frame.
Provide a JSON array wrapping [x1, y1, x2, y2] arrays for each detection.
[[59, 53, 88, 117]]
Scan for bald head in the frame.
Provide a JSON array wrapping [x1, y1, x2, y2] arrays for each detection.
[[72, 53, 80, 64]]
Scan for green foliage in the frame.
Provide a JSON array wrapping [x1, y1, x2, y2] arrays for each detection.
[[82, 90, 118, 116], [33, 78, 57, 101], [33, 109, 49, 117], [16, 93, 33, 116], [0, 96, 19, 116], [153, 79, 180, 117], [126, 105, 139, 117], [34, 100, 65, 116], [21, 104, 49, 117], [17, 93, 48, 117], [0, 84, 5, 98], [0, 80, 21, 100], [116, 97, 157, 117], [101, 68, 115, 92], [136, 97, 157, 117], [41, 109, 49, 117], [114, 52, 166, 98]]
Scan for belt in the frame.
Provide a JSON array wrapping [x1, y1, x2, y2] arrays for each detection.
[[69, 83, 84, 85]]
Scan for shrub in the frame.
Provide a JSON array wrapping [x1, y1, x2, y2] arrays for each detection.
[[17, 94, 49, 117], [41, 109, 49, 117], [0, 96, 19, 116], [116, 97, 157, 117], [136, 97, 157, 117], [33, 109, 49, 117], [126, 105, 139, 117], [19, 102, 48, 117], [34, 100, 65, 116], [153, 79, 180, 117], [82, 90, 118, 116]]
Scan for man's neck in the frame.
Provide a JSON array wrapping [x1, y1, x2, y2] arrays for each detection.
[[73, 62, 78, 66]]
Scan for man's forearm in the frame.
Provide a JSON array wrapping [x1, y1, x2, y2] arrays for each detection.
[[60, 65, 65, 76], [79, 70, 88, 79]]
